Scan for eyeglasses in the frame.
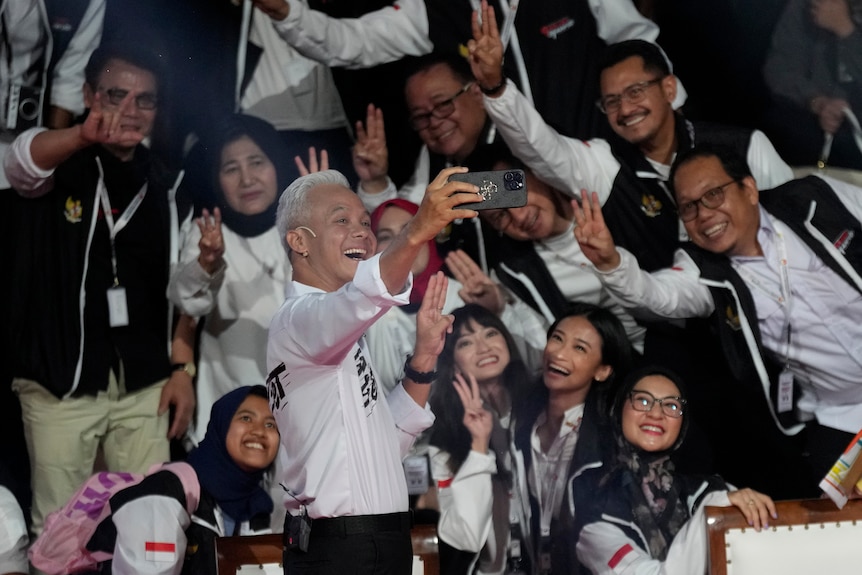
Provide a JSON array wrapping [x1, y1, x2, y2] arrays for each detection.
[[677, 179, 737, 222], [99, 88, 158, 110], [628, 390, 686, 418], [596, 78, 664, 115], [409, 82, 474, 131]]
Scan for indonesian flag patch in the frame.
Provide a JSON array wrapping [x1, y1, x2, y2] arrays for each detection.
[[145, 541, 177, 562], [608, 543, 635, 571]]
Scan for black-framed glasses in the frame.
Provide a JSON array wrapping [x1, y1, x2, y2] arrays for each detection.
[[677, 179, 737, 222], [596, 77, 664, 114], [409, 82, 474, 130], [628, 389, 686, 418], [99, 88, 158, 110]]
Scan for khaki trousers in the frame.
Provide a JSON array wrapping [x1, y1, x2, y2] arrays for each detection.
[[13, 375, 169, 535]]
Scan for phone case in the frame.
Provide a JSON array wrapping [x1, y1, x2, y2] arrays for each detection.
[[449, 169, 528, 210]]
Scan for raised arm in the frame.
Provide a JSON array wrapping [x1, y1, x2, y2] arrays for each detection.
[[252, 0, 431, 69], [379, 166, 479, 295], [574, 190, 714, 319], [468, 1, 619, 202], [402, 272, 455, 407], [47, 0, 106, 128], [30, 92, 144, 171], [167, 209, 227, 317]]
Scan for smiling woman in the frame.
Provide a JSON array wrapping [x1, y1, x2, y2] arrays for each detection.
[[575, 367, 778, 575], [168, 114, 293, 448], [428, 303, 634, 575]]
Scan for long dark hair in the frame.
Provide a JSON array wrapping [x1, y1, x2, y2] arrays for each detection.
[[428, 304, 533, 473], [540, 302, 635, 413]]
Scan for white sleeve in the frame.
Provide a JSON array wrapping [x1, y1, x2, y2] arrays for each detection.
[[0, 487, 28, 575], [3, 127, 55, 197], [271, 255, 411, 365], [357, 146, 430, 213], [49, 0, 106, 115], [576, 490, 728, 575], [110, 495, 191, 575], [588, 0, 659, 44], [430, 446, 496, 553], [357, 177, 399, 213], [388, 383, 436, 456], [483, 81, 620, 203], [272, 0, 432, 69], [746, 130, 794, 190], [595, 248, 715, 319], [820, 174, 862, 222], [166, 219, 226, 317]]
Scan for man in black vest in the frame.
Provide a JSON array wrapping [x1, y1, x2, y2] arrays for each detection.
[[575, 143, 862, 494], [4, 43, 196, 534]]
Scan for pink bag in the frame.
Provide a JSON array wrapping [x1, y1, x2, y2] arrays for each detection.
[[28, 462, 200, 574]]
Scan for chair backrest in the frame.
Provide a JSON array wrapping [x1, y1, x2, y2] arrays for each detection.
[[215, 524, 440, 575], [706, 498, 862, 575]]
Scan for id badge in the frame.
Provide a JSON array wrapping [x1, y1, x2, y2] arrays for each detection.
[[777, 369, 794, 414], [107, 286, 129, 327], [403, 454, 430, 495]]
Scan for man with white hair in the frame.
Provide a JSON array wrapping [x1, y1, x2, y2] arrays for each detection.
[[266, 167, 480, 573]]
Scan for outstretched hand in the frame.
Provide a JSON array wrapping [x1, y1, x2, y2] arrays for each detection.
[[467, 0, 505, 94], [727, 488, 778, 532], [196, 208, 225, 275], [573, 190, 621, 271], [295, 146, 329, 176], [353, 104, 389, 192], [446, 249, 506, 314], [453, 371, 493, 453], [80, 91, 146, 149], [414, 272, 456, 361]]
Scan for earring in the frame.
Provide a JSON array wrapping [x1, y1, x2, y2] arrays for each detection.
[[302, 251, 309, 258]]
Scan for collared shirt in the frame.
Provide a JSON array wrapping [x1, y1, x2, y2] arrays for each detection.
[[731, 206, 862, 432], [528, 402, 584, 537], [266, 255, 434, 518]]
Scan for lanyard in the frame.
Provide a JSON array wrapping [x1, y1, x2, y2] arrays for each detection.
[[96, 157, 148, 286], [536, 415, 580, 538], [734, 229, 793, 365]]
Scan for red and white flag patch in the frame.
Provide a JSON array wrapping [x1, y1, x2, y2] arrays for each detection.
[[145, 541, 177, 562], [608, 543, 635, 571]]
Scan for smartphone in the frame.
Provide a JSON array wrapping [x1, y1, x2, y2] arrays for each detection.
[[449, 169, 528, 210]]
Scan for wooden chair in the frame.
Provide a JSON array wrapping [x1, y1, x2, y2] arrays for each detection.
[[215, 533, 281, 575], [215, 524, 439, 575], [706, 498, 862, 575]]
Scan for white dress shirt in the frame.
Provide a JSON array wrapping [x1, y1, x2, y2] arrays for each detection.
[[266, 254, 434, 518]]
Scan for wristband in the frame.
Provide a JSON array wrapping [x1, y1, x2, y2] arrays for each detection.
[[479, 78, 506, 96], [403, 355, 437, 384]]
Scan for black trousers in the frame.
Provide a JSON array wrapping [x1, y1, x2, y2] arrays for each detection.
[[283, 513, 413, 575]]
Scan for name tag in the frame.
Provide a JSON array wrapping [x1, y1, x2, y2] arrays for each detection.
[[107, 286, 129, 327], [777, 370, 794, 414], [403, 455, 429, 495]]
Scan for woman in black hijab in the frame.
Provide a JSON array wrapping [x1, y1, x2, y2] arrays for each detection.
[[575, 366, 777, 574]]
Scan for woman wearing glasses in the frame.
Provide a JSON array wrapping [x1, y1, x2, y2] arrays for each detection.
[[575, 366, 776, 575]]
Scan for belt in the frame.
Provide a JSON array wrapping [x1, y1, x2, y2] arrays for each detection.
[[311, 511, 413, 537]]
